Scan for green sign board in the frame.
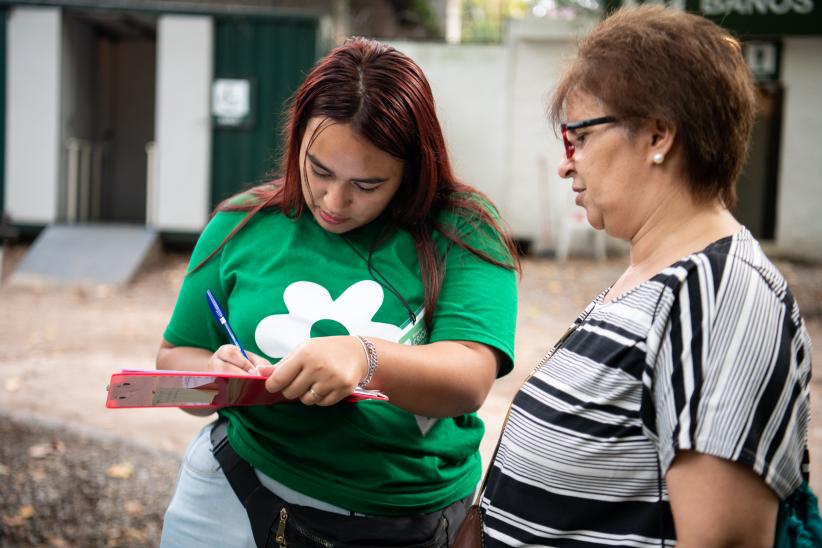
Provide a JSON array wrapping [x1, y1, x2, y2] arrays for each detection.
[[685, 0, 822, 36]]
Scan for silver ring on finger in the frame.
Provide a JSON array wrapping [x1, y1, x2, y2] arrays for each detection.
[[308, 387, 322, 400]]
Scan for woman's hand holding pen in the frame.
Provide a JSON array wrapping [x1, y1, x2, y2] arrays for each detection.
[[257, 336, 368, 407], [209, 344, 270, 376]]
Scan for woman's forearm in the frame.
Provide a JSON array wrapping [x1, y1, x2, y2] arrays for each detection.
[[156, 340, 214, 372], [366, 339, 500, 417], [262, 336, 501, 417], [155, 341, 219, 415]]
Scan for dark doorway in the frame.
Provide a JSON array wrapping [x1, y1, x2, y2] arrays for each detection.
[[734, 83, 782, 240], [62, 11, 156, 224]]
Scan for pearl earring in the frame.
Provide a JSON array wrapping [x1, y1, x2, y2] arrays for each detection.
[[653, 153, 665, 165]]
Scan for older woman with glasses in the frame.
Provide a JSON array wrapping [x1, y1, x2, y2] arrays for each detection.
[[478, 6, 813, 547]]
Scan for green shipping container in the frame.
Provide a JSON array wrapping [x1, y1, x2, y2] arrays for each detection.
[[211, 15, 323, 208]]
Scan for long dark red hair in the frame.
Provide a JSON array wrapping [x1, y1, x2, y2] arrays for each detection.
[[199, 37, 519, 326]]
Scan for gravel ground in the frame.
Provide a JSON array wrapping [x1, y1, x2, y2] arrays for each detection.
[[0, 412, 180, 548], [0, 242, 820, 547]]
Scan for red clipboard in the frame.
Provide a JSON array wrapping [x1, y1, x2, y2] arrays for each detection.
[[105, 369, 389, 409]]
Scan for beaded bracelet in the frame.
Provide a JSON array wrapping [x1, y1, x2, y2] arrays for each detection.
[[354, 335, 378, 388]]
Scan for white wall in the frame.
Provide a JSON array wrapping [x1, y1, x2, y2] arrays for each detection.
[[153, 15, 213, 232], [397, 19, 820, 261], [393, 17, 597, 253], [507, 38, 585, 251], [390, 42, 508, 211], [776, 38, 822, 261], [5, 7, 62, 224]]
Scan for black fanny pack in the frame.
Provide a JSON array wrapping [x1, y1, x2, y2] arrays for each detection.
[[210, 419, 466, 548]]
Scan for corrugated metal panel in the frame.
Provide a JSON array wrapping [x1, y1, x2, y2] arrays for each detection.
[[211, 15, 321, 208]]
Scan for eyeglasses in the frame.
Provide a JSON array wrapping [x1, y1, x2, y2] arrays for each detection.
[[560, 116, 618, 159]]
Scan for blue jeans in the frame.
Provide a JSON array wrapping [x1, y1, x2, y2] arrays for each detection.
[[160, 423, 353, 547]]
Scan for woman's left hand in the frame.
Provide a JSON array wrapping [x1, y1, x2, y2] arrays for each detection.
[[257, 336, 367, 406]]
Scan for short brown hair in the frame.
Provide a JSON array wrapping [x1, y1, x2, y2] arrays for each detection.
[[549, 5, 757, 209]]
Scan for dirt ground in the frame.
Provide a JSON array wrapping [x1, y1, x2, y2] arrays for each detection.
[[0, 243, 820, 547]]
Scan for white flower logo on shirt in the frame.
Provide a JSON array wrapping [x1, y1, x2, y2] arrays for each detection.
[[255, 280, 403, 359]]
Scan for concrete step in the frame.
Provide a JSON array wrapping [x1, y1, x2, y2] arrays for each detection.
[[9, 223, 160, 287]]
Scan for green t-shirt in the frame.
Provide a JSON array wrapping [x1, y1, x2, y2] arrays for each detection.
[[163, 207, 517, 515]]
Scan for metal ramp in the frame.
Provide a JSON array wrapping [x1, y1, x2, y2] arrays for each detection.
[[9, 224, 160, 287]]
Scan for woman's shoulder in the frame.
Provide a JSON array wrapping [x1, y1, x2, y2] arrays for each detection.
[[686, 228, 785, 290], [199, 206, 290, 246], [432, 192, 512, 258], [435, 191, 500, 225], [654, 227, 800, 320]]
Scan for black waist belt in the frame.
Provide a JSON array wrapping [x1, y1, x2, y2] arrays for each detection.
[[211, 418, 286, 548], [210, 418, 453, 548]]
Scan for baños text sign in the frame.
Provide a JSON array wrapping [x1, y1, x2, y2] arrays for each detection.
[[686, 0, 821, 35]]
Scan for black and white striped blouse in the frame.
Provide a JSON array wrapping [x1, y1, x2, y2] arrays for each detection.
[[482, 227, 812, 547]]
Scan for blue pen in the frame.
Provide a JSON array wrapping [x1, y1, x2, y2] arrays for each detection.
[[206, 289, 251, 362]]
